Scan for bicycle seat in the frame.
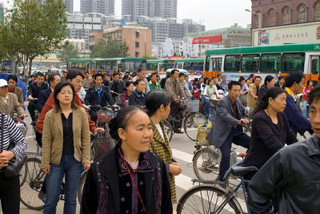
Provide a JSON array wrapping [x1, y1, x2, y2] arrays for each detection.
[[231, 166, 258, 177]]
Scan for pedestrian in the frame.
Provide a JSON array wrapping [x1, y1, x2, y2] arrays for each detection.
[[284, 72, 313, 136], [148, 73, 161, 91], [132, 68, 150, 93], [204, 78, 219, 117], [7, 74, 24, 107], [206, 81, 250, 181], [302, 79, 314, 117], [247, 76, 262, 111], [0, 115, 27, 214], [145, 91, 182, 204], [81, 106, 173, 214], [248, 84, 320, 214], [41, 81, 90, 214], [121, 81, 134, 108], [257, 75, 275, 100], [129, 79, 146, 107], [275, 76, 285, 88], [239, 77, 248, 106]]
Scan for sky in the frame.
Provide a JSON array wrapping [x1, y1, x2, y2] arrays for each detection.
[[1, 0, 252, 30]]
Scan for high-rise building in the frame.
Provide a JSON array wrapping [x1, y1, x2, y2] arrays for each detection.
[[81, 0, 115, 16], [0, 3, 4, 24], [122, 0, 177, 21], [65, 0, 73, 14]]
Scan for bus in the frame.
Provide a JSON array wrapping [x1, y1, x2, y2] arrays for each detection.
[[204, 43, 320, 83], [67, 57, 147, 75], [146, 59, 175, 74], [174, 58, 204, 75]]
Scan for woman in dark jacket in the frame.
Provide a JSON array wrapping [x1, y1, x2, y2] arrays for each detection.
[[81, 106, 172, 214], [257, 75, 275, 100], [129, 79, 146, 107], [120, 81, 134, 108], [243, 87, 297, 170]]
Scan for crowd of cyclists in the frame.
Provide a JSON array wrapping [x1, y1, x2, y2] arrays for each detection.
[[0, 67, 319, 214]]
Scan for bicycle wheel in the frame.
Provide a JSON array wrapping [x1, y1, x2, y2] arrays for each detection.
[[162, 120, 173, 142], [193, 147, 221, 181], [20, 159, 28, 186], [20, 157, 45, 210], [184, 112, 208, 141], [177, 185, 242, 214], [77, 170, 88, 204]]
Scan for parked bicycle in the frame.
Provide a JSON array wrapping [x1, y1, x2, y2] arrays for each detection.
[[177, 160, 258, 214]]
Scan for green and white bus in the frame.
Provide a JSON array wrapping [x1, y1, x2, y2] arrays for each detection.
[[204, 43, 320, 82], [174, 58, 204, 75], [146, 59, 175, 74], [67, 57, 147, 75]]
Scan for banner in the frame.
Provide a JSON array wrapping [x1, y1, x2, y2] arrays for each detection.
[[192, 35, 222, 44]]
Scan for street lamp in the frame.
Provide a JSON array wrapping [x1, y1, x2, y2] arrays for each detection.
[[136, 30, 147, 57]]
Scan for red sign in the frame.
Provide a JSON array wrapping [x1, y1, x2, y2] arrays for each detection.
[[168, 56, 183, 60], [192, 35, 223, 44]]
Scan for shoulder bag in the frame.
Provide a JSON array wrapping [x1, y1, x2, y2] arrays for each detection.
[[0, 114, 27, 177]]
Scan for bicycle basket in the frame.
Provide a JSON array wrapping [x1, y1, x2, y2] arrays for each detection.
[[97, 108, 113, 124], [186, 100, 200, 112], [93, 134, 116, 161], [196, 124, 212, 146]]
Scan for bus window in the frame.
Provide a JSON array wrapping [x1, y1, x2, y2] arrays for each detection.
[[311, 57, 319, 74], [205, 56, 210, 71], [260, 54, 280, 73], [184, 62, 191, 71], [213, 58, 222, 71], [198, 62, 204, 71], [241, 54, 259, 73], [177, 62, 183, 69], [224, 55, 241, 72], [282, 53, 305, 73]]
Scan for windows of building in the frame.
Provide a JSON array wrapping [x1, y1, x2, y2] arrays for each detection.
[[314, 1, 320, 21], [297, 4, 308, 23], [255, 11, 262, 28], [282, 6, 291, 25], [136, 31, 140, 38], [267, 8, 277, 26], [136, 42, 139, 48], [135, 52, 139, 57]]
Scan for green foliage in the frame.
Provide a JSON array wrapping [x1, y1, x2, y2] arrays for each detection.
[[57, 41, 79, 64], [90, 37, 129, 58], [0, 0, 67, 75]]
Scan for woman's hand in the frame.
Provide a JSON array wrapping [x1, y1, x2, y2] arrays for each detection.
[[42, 166, 51, 174], [0, 152, 10, 169], [83, 163, 90, 171], [169, 162, 182, 176]]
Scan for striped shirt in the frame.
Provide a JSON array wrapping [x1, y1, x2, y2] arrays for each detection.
[[0, 114, 27, 158]]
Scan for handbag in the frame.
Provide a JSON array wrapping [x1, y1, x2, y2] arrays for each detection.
[[0, 114, 27, 177]]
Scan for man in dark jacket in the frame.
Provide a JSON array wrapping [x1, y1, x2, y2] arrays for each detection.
[[283, 72, 313, 136], [27, 72, 48, 123], [109, 73, 125, 104], [36, 74, 60, 112], [248, 85, 320, 214], [84, 73, 115, 121]]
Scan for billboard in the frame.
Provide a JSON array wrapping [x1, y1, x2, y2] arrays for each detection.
[[192, 35, 222, 44], [253, 22, 320, 46]]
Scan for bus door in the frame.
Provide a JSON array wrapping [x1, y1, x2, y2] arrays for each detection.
[[176, 62, 183, 69], [310, 55, 320, 85], [212, 57, 222, 78]]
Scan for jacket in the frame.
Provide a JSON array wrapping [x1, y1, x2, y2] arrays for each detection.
[[248, 134, 320, 214], [243, 110, 297, 169], [284, 89, 312, 135], [247, 83, 261, 110], [128, 90, 145, 106], [206, 96, 245, 148], [36, 92, 96, 134], [11, 86, 24, 107], [120, 91, 129, 108], [28, 82, 48, 99], [0, 93, 24, 118], [150, 121, 177, 203], [41, 107, 90, 169], [180, 80, 192, 99], [36, 88, 52, 112], [132, 76, 150, 94], [257, 85, 268, 100], [165, 78, 186, 101], [109, 80, 125, 94], [84, 85, 115, 107], [148, 80, 161, 91], [80, 143, 172, 214]]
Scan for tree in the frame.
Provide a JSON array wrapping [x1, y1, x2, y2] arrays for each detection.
[[57, 41, 79, 64], [90, 37, 129, 58], [0, 0, 67, 76]]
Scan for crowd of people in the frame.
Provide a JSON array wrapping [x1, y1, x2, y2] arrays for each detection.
[[0, 68, 319, 214]]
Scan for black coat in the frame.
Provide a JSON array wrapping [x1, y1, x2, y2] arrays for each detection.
[[28, 82, 48, 99], [248, 134, 320, 214], [84, 85, 115, 107], [36, 88, 52, 112], [243, 110, 297, 169], [128, 90, 145, 107], [81, 144, 172, 214]]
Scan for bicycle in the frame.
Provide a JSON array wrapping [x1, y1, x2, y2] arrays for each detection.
[[167, 99, 208, 141], [177, 160, 258, 214], [77, 105, 119, 203]]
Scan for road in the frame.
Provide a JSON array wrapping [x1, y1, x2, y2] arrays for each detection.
[[9, 109, 309, 214]]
